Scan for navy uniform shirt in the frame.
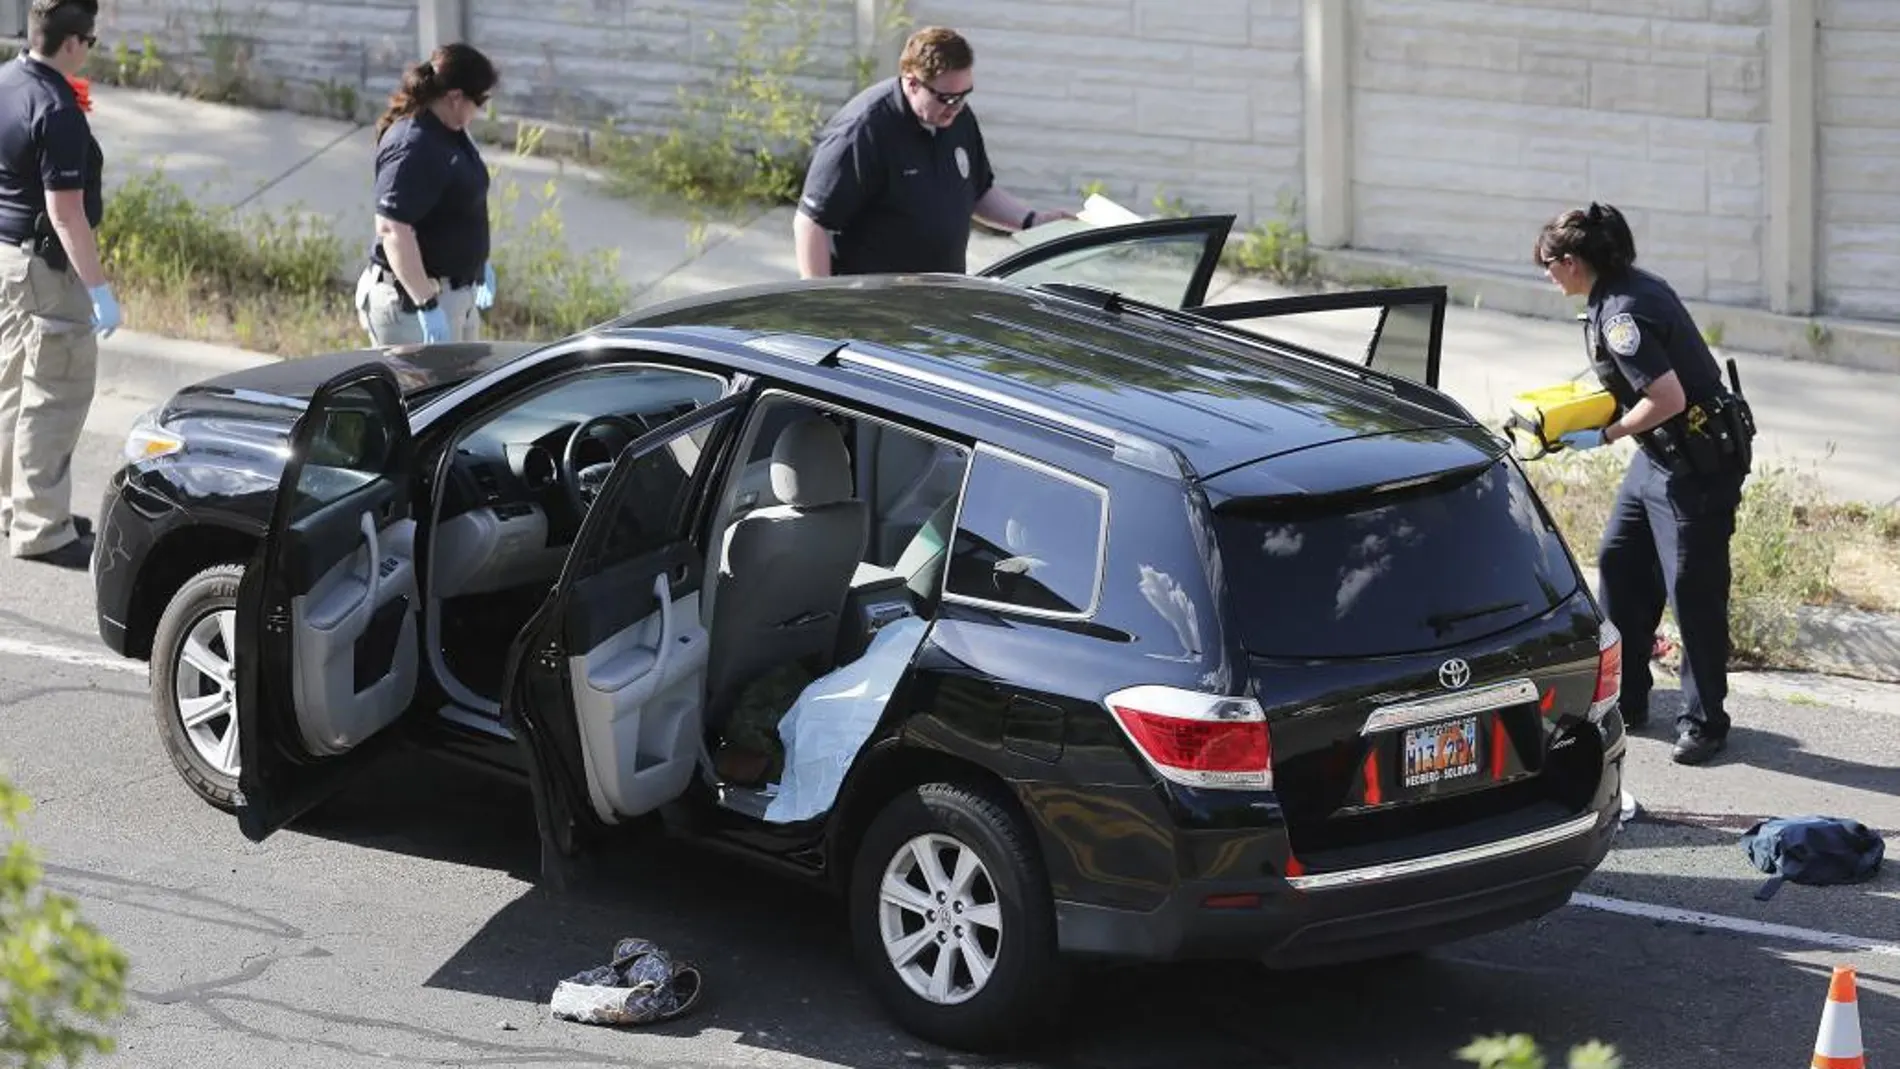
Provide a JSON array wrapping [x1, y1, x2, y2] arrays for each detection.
[[797, 76, 995, 275], [1588, 266, 1726, 408], [0, 54, 103, 244], [368, 110, 490, 283]]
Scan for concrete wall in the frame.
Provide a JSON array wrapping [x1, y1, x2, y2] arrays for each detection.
[[53, 0, 1900, 324], [899, 0, 1308, 232], [1817, 0, 1900, 320], [95, 0, 416, 116], [1348, 0, 1771, 307], [465, 0, 860, 129]]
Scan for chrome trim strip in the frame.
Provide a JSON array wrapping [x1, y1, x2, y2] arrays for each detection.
[[1286, 811, 1602, 891], [1359, 678, 1540, 735]]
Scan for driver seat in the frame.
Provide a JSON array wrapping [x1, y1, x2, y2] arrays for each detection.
[[705, 416, 868, 733]]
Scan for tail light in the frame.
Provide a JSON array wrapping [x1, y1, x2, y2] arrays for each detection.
[[1589, 621, 1622, 723], [1103, 685, 1272, 790]]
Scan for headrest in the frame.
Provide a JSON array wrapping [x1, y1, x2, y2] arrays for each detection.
[[770, 417, 853, 507]]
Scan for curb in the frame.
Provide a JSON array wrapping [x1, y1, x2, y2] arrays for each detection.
[[1578, 566, 1900, 686], [95, 329, 281, 408]]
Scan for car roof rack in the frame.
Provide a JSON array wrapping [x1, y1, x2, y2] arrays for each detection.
[[832, 341, 1184, 478]]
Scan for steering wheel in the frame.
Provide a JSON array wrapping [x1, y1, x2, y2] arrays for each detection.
[[562, 414, 647, 515]]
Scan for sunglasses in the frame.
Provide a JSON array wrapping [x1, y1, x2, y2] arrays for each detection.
[[910, 77, 971, 107]]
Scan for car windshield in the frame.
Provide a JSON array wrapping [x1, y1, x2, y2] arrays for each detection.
[[1211, 457, 1581, 659]]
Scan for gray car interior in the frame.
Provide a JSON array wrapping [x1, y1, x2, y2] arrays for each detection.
[[412, 364, 972, 826], [703, 415, 869, 734]]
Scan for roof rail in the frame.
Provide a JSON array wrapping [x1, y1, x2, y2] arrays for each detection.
[[834, 343, 1183, 477]]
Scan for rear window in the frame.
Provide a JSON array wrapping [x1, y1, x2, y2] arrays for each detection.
[[1211, 458, 1580, 658]]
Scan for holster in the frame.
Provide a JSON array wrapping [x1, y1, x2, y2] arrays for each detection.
[[30, 211, 70, 273]]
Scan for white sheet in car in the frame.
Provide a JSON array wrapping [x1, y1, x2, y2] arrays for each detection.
[[764, 614, 930, 824]]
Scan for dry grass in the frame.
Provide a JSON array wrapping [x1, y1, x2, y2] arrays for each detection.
[[98, 169, 629, 358], [1522, 447, 1898, 666]]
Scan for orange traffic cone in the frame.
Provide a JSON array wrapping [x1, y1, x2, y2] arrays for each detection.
[[1811, 965, 1865, 1068]]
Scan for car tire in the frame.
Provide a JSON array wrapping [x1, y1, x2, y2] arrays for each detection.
[[151, 563, 246, 811], [848, 781, 1064, 1052]]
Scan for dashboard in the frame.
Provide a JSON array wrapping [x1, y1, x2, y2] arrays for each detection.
[[429, 369, 726, 599]]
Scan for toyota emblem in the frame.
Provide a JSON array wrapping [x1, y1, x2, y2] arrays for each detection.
[[1438, 658, 1472, 689]]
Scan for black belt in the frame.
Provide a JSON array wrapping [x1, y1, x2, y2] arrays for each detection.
[[372, 264, 478, 290]]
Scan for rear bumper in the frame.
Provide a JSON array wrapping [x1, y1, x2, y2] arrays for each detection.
[[1053, 764, 1621, 966]]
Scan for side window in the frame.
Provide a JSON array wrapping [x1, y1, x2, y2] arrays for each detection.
[[587, 409, 741, 569], [293, 383, 392, 520], [945, 448, 1106, 616]]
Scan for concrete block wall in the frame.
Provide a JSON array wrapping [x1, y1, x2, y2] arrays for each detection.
[[466, 0, 860, 130], [901, 0, 1308, 228], [1348, 0, 1771, 307], [1817, 0, 1900, 320], [95, 0, 417, 116]]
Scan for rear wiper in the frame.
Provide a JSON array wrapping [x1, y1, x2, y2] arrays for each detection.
[[1424, 601, 1524, 634]]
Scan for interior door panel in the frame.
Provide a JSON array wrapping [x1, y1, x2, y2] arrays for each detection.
[[288, 498, 419, 756]]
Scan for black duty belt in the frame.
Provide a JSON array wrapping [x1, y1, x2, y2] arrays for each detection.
[[372, 264, 478, 290]]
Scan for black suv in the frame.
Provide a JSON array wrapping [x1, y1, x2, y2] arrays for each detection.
[[90, 216, 1626, 1051]]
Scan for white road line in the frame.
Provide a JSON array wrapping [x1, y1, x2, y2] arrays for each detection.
[[0, 636, 147, 676], [1570, 893, 1900, 958]]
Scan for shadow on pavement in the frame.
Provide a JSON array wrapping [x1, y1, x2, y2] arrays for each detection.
[[278, 745, 1898, 1068]]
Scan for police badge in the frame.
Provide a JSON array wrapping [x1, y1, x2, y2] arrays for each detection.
[[954, 145, 970, 180], [1604, 313, 1641, 357]]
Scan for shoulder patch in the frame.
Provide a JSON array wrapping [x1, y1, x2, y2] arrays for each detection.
[[1604, 312, 1641, 357]]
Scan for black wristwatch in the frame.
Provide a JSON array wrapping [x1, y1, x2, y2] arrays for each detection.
[[1021, 209, 1037, 231]]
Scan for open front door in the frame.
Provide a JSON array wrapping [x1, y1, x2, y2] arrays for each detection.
[[501, 394, 748, 871], [1191, 285, 1449, 390], [235, 364, 421, 841], [977, 215, 1235, 310]]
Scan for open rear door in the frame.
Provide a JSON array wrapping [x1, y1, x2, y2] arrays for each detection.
[[977, 215, 1235, 310], [501, 394, 748, 874], [1190, 285, 1449, 390], [234, 364, 421, 841]]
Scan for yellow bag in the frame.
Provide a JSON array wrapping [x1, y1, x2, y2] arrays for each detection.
[[1502, 376, 1617, 460]]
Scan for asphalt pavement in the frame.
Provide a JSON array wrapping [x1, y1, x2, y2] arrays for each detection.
[[0, 430, 1895, 1068]]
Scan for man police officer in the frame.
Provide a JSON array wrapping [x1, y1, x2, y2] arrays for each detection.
[[1535, 203, 1756, 766], [794, 26, 1072, 278], [0, 0, 118, 569]]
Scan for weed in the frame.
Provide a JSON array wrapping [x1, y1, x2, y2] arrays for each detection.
[[1458, 1033, 1621, 1069], [1701, 321, 1725, 348], [1520, 447, 1867, 666], [1221, 192, 1317, 286], [595, 0, 904, 214], [97, 167, 627, 356]]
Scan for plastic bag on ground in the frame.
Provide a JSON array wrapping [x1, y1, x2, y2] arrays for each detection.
[[550, 937, 703, 1027], [765, 615, 930, 823]]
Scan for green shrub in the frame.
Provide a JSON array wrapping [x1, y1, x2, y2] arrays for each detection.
[[2, 776, 128, 1069], [1458, 1033, 1622, 1069]]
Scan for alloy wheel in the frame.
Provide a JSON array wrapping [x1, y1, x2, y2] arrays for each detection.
[[876, 832, 1004, 1006], [172, 607, 240, 778]]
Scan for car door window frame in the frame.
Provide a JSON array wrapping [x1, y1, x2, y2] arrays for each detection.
[[939, 442, 1111, 622], [1186, 284, 1449, 391], [975, 215, 1237, 310]]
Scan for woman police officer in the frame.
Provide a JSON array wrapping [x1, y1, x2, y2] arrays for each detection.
[[1535, 202, 1756, 766], [355, 43, 500, 346]]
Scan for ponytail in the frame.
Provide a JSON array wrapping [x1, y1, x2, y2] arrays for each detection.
[[1534, 201, 1639, 275], [374, 43, 498, 142]]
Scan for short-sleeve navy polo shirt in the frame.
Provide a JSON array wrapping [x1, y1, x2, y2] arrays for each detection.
[[368, 110, 491, 283], [797, 76, 995, 275], [0, 54, 102, 244]]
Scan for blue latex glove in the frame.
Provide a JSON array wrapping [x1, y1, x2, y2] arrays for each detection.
[[89, 284, 120, 338], [1560, 428, 1608, 451], [417, 305, 451, 343], [475, 262, 496, 310]]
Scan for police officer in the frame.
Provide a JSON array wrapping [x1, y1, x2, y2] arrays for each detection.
[[355, 43, 499, 346], [0, 0, 118, 569], [793, 26, 1073, 278], [1536, 202, 1756, 766]]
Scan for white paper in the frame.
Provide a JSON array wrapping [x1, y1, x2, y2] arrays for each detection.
[[764, 615, 930, 823]]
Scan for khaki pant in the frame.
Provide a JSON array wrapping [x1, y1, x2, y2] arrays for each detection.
[[354, 266, 482, 346], [0, 243, 98, 557]]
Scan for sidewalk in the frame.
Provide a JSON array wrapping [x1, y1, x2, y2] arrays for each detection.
[[87, 85, 1900, 508]]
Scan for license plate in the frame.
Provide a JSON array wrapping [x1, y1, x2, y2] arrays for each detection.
[[1402, 716, 1481, 789]]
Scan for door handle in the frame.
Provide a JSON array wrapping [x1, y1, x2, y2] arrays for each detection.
[[360, 510, 381, 607]]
